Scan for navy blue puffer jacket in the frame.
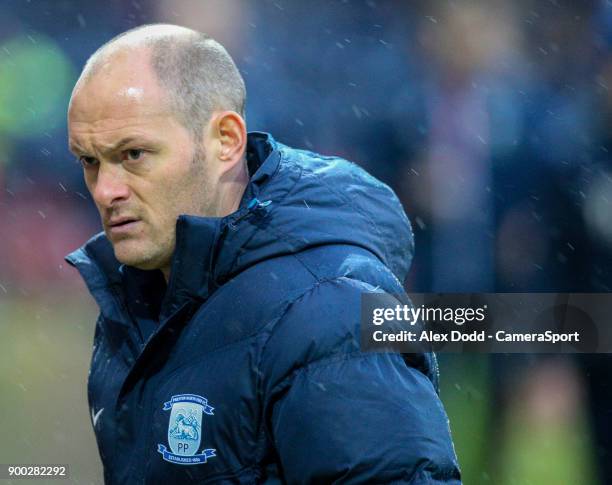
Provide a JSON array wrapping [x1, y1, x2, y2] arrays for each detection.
[[67, 132, 461, 484]]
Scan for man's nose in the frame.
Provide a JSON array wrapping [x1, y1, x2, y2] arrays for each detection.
[[91, 163, 130, 208]]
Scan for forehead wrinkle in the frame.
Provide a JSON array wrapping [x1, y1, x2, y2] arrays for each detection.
[[70, 116, 165, 132], [68, 140, 86, 155]]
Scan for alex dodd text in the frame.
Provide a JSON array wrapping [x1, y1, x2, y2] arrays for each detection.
[[372, 329, 580, 344]]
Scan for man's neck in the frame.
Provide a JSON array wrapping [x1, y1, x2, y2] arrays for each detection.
[[162, 266, 171, 284], [162, 159, 249, 284], [217, 158, 250, 215]]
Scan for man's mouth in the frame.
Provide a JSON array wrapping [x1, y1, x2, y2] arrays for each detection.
[[107, 217, 141, 236]]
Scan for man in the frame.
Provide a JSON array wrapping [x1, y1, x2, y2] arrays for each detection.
[[66, 24, 461, 484]]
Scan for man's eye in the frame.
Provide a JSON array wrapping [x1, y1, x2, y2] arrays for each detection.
[[123, 149, 144, 162], [79, 156, 98, 167]]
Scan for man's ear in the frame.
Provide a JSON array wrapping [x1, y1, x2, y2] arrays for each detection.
[[211, 111, 247, 168]]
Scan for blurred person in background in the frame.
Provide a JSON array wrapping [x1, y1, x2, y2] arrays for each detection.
[[65, 23, 460, 484]]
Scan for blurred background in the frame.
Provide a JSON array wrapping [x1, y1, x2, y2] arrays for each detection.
[[0, 0, 611, 483]]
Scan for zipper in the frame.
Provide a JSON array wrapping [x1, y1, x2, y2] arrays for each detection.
[[114, 301, 194, 410]]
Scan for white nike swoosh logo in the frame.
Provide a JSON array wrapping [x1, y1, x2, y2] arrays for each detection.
[[92, 407, 104, 427]]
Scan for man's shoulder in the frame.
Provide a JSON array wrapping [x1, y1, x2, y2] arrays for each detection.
[[276, 141, 387, 193], [204, 241, 398, 333]]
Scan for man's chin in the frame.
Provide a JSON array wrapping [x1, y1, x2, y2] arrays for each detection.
[[112, 240, 164, 271]]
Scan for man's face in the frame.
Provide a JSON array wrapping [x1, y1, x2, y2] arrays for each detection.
[[68, 50, 215, 274]]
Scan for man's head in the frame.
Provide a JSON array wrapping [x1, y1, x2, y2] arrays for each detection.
[[68, 24, 248, 280]]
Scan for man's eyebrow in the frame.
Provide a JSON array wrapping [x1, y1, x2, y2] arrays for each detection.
[[105, 137, 140, 153], [68, 137, 145, 156]]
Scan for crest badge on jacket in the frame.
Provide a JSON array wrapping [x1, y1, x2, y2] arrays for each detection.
[[157, 394, 216, 465]]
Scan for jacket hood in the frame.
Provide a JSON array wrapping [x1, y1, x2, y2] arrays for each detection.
[[66, 132, 414, 318]]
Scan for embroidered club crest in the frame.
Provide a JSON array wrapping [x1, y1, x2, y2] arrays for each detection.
[[157, 394, 216, 465]]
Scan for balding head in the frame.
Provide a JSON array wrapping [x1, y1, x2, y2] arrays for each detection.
[[74, 23, 246, 138]]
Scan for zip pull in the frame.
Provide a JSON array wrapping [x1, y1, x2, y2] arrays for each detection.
[[228, 198, 272, 230], [247, 198, 272, 210]]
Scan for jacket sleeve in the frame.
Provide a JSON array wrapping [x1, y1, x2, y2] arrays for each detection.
[[263, 280, 461, 484]]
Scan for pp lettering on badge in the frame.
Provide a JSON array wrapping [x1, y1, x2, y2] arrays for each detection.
[[157, 394, 216, 465]]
